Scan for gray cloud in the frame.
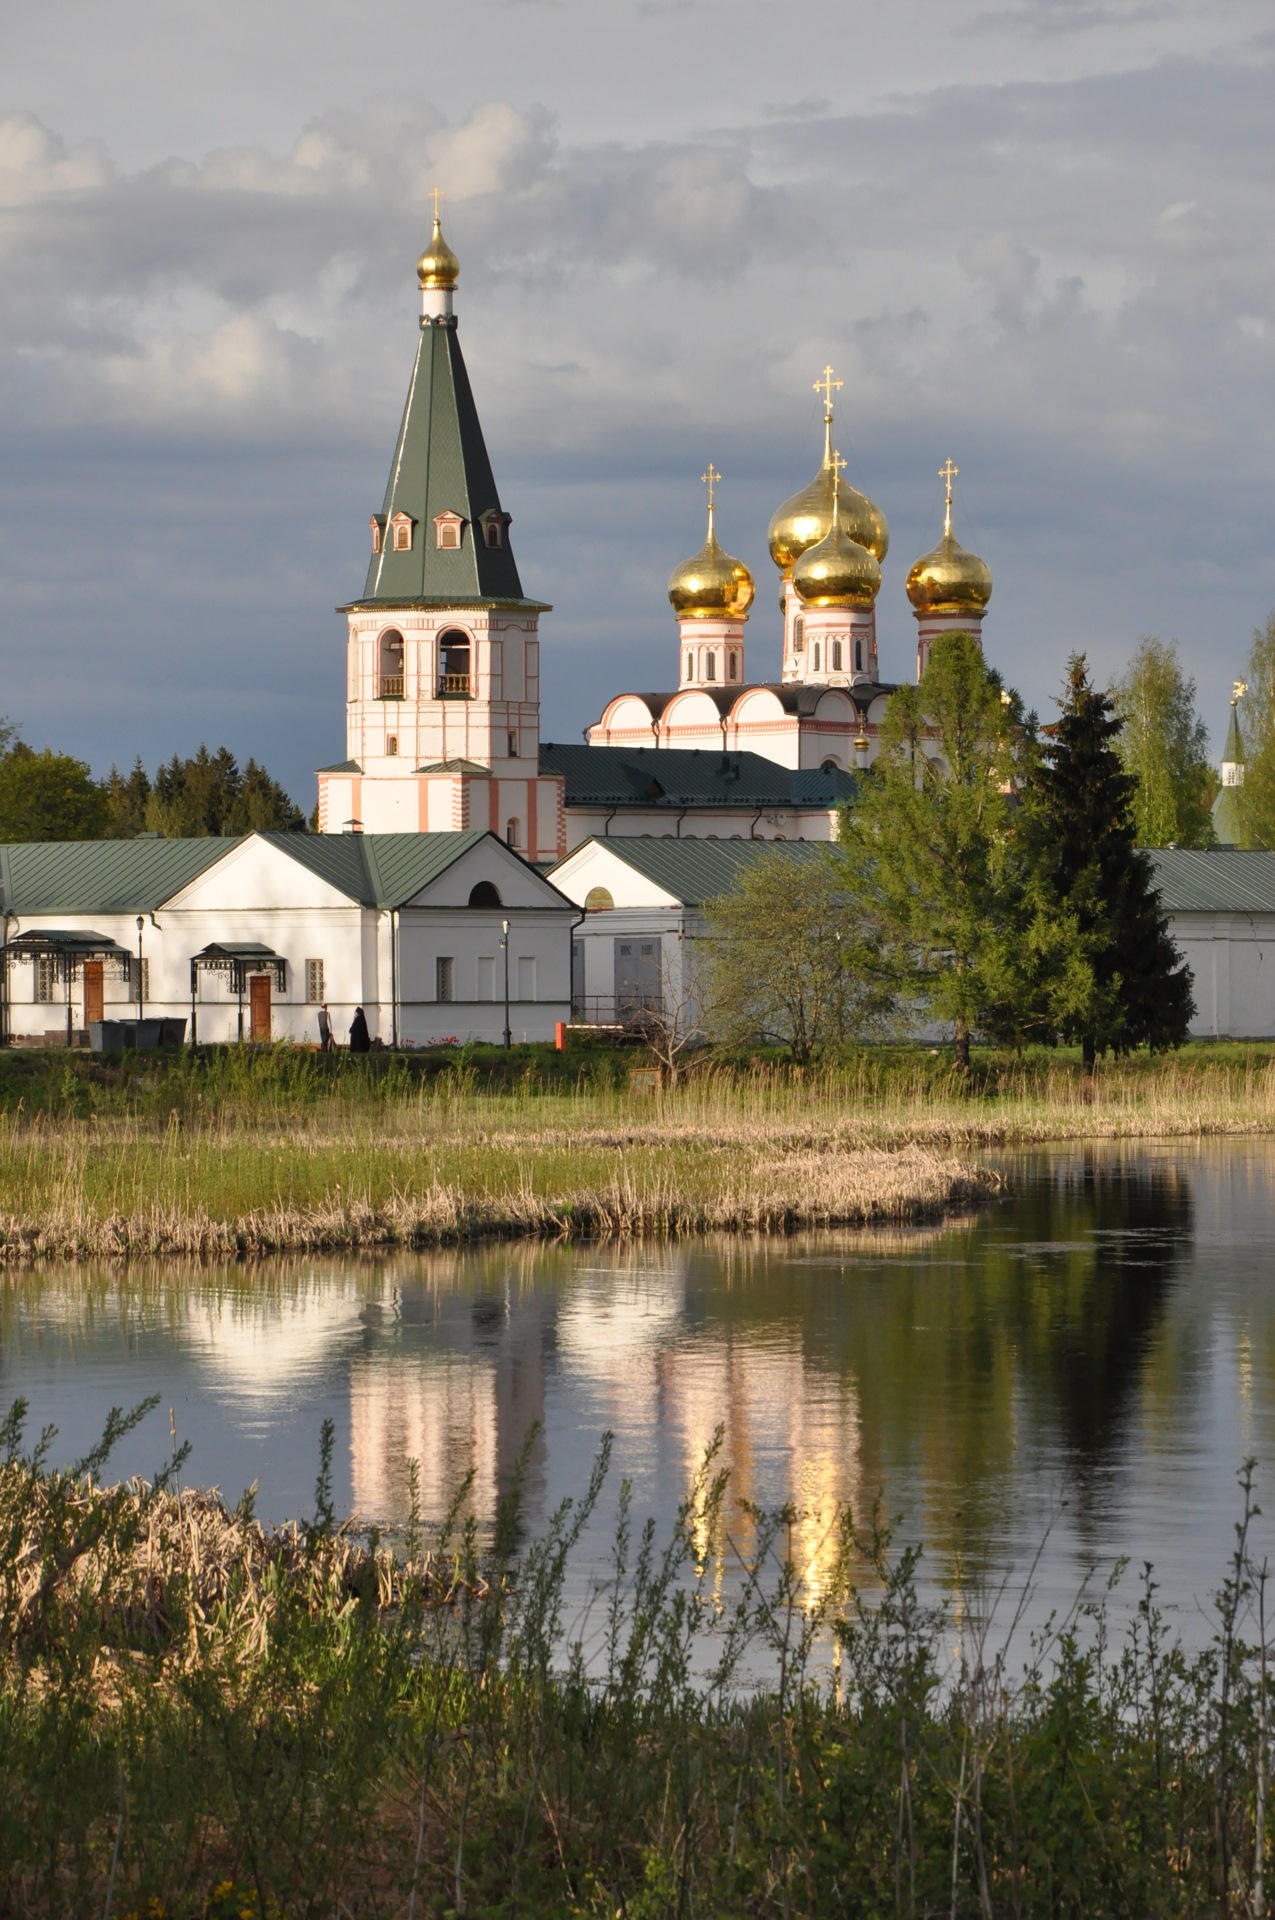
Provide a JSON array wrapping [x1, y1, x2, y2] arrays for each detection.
[[1, 22, 1273, 801]]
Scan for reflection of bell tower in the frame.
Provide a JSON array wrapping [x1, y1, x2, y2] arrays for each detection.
[[316, 192, 565, 858]]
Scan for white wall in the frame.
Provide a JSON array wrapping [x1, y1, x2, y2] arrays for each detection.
[[1170, 913, 1275, 1039]]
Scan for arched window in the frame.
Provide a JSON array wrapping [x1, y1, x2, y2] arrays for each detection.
[[584, 886, 614, 912], [832, 640, 842, 671], [821, 757, 839, 773], [379, 629, 404, 699], [685, 652, 693, 680], [813, 642, 821, 672], [469, 881, 503, 908], [793, 617, 804, 652], [728, 652, 738, 681], [705, 653, 716, 682], [855, 639, 863, 673], [437, 629, 471, 696], [505, 818, 521, 848]]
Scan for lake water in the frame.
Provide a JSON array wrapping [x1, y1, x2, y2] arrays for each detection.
[[4, 1139, 1275, 1638]]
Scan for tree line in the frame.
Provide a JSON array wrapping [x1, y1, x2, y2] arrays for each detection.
[[703, 633, 1199, 1072], [0, 722, 306, 841]]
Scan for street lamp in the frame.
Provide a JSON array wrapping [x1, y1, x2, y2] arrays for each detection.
[[500, 918, 511, 1050], [135, 916, 145, 1018]]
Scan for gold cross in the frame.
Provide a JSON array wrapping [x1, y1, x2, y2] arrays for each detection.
[[830, 448, 846, 500], [431, 185, 444, 222], [701, 462, 721, 509], [1234, 679, 1249, 703], [939, 457, 959, 504], [813, 364, 843, 417]]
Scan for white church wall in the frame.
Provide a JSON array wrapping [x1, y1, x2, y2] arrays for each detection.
[[396, 908, 571, 1044]]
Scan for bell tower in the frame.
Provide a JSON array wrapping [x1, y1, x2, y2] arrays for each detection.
[[317, 197, 565, 861]]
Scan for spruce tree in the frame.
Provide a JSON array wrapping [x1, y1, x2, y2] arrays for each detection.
[[1027, 654, 1193, 1070]]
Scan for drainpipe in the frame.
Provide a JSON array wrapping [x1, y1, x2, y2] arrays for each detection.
[[603, 807, 617, 840], [749, 808, 765, 841], [675, 807, 688, 839], [0, 914, 10, 1048], [390, 907, 399, 1048]]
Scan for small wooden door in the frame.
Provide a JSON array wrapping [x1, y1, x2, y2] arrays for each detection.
[[249, 974, 271, 1042], [83, 962, 104, 1027]]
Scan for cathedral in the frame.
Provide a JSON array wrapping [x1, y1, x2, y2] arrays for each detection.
[[317, 212, 995, 857]]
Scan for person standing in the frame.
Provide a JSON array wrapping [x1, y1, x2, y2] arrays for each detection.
[[348, 1006, 371, 1053], [317, 1002, 334, 1051]]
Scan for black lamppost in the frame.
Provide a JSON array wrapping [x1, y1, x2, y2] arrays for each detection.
[[135, 916, 145, 1018], [501, 918, 511, 1050]]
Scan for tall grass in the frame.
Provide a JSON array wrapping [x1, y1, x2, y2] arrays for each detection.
[[0, 1044, 1273, 1257], [4, 1398, 1275, 1917]]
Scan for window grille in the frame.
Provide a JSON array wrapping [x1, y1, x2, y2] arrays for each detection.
[[305, 960, 325, 1005], [35, 956, 57, 1003], [436, 956, 454, 1003]]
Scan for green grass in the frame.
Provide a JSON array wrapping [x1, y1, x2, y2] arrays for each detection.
[[0, 1041, 1273, 1256]]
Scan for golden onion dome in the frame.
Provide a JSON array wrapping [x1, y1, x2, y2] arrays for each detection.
[[668, 483, 755, 620], [791, 489, 881, 608], [768, 417, 888, 573], [417, 212, 460, 290], [905, 467, 991, 614]]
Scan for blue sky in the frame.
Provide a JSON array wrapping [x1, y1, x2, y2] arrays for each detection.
[[2, 0, 1272, 802]]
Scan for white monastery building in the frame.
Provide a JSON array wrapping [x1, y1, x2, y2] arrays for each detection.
[[1, 210, 1272, 1043]]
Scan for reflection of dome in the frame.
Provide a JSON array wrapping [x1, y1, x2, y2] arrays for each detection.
[[791, 477, 881, 608], [668, 493, 755, 620], [417, 213, 460, 290], [906, 464, 992, 614], [768, 416, 888, 574]]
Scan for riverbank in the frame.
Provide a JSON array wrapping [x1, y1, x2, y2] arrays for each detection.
[[0, 1042, 1273, 1258], [1, 1417, 1267, 1918]]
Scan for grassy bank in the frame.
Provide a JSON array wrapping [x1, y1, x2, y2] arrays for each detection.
[[1, 1043, 1274, 1258], [4, 1401, 1273, 1918]]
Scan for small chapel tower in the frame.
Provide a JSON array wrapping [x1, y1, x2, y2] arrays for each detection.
[[667, 464, 754, 690], [905, 461, 992, 680], [317, 198, 565, 860], [1211, 681, 1248, 846]]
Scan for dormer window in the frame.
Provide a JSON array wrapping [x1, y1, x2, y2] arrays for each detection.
[[480, 509, 511, 550], [434, 511, 464, 550], [389, 511, 414, 552], [370, 515, 386, 554]]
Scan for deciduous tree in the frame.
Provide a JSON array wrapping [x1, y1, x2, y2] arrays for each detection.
[[1236, 611, 1275, 850], [1110, 636, 1214, 847], [0, 741, 109, 841]]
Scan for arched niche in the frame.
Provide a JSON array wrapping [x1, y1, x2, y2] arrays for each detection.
[[584, 886, 614, 912], [468, 881, 503, 908], [437, 628, 472, 696], [378, 628, 404, 698]]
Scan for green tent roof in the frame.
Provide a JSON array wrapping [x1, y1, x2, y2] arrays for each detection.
[[562, 835, 831, 906], [345, 319, 544, 611], [1150, 848, 1275, 913]]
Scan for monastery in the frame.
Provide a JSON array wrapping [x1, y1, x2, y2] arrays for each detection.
[[2, 213, 1274, 1047]]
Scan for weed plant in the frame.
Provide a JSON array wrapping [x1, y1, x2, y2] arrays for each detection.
[[4, 1398, 1275, 1917]]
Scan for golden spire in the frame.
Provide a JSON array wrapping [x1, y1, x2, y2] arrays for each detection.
[[417, 188, 460, 290], [939, 458, 959, 537], [701, 461, 721, 538]]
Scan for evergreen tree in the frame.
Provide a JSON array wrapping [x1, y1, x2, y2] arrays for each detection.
[[103, 758, 152, 838], [836, 631, 1081, 1068], [1026, 654, 1193, 1071], [1236, 610, 1275, 849], [1110, 636, 1215, 847], [144, 746, 305, 837]]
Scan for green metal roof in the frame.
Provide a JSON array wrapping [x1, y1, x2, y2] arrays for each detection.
[[0, 838, 237, 915], [540, 743, 859, 811], [316, 758, 362, 774], [1211, 784, 1243, 848], [1150, 848, 1275, 913], [570, 835, 831, 906], [351, 319, 539, 609]]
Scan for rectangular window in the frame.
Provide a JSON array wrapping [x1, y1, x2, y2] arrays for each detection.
[[507, 732, 517, 759], [478, 956, 496, 1001], [435, 956, 454, 1003], [305, 960, 325, 1005], [516, 955, 536, 1001], [35, 956, 57, 1003], [129, 957, 151, 1001], [386, 735, 398, 756]]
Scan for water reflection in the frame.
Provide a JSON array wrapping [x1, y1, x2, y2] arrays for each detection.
[[3, 1141, 1275, 1627]]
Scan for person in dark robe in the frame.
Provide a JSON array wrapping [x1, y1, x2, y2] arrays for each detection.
[[348, 1007, 371, 1053]]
